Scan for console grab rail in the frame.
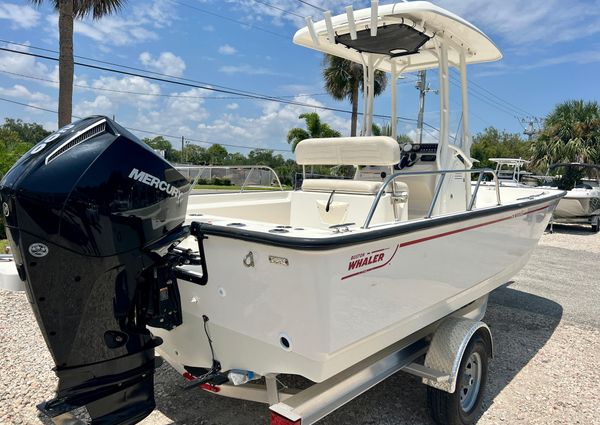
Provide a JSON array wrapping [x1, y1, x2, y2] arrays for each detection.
[[362, 168, 500, 229]]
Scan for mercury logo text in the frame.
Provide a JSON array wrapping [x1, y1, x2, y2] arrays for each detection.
[[128, 168, 180, 198]]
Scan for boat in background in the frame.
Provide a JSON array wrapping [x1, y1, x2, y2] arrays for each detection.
[[486, 158, 533, 187], [0, 2, 566, 424], [541, 163, 600, 232]]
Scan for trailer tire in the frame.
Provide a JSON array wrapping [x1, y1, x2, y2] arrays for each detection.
[[591, 220, 599, 233], [427, 334, 489, 425]]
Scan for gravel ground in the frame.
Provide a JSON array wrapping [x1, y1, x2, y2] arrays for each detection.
[[1, 224, 599, 425]]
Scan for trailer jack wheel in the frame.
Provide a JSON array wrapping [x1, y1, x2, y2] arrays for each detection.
[[427, 334, 489, 425]]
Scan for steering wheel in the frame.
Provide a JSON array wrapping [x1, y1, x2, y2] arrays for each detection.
[[396, 143, 418, 170]]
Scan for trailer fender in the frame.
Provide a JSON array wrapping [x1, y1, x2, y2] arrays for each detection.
[[423, 318, 493, 393]]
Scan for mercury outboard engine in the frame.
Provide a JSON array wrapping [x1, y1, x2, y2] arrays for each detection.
[[0, 116, 200, 424]]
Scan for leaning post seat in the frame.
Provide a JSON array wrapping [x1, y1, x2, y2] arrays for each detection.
[[292, 137, 409, 227], [295, 135, 407, 196]]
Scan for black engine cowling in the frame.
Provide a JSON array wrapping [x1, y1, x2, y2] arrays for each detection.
[[0, 116, 191, 424]]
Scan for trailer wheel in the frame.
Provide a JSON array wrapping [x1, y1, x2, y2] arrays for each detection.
[[427, 334, 489, 425], [592, 219, 599, 233]]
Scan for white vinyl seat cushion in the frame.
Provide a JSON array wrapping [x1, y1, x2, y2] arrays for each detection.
[[295, 136, 400, 166], [301, 178, 409, 195]]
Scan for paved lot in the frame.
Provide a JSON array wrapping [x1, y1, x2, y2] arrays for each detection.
[[1, 224, 599, 424]]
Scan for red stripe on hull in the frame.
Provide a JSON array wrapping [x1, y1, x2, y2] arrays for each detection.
[[341, 204, 550, 280]]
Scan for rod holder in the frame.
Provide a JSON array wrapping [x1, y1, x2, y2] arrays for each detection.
[[346, 6, 357, 40], [305, 17, 319, 46], [371, 1, 378, 36], [324, 11, 335, 43]]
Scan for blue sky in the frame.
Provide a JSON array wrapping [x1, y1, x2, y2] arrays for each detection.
[[0, 0, 599, 157]]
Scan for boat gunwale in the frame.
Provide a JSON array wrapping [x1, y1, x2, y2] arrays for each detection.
[[193, 190, 566, 250]]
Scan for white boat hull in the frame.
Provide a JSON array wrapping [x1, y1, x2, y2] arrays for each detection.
[[554, 190, 600, 219], [151, 197, 558, 383]]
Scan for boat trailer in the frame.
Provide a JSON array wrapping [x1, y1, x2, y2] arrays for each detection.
[[549, 214, 600, 233], [47, 303, 492, 425], [205, 307, 492, 425]]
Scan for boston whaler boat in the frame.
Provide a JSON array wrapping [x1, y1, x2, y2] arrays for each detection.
[[543, 163, 600, 232], [485, 158, 532, 187], [0, 2, 565, 425]]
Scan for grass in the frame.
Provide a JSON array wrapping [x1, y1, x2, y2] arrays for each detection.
[[0, 239, 9, 254], [193, 185, 292, 191]]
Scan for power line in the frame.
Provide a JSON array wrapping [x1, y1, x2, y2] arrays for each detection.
[[447, 74, 519, 118], [252, 0, 305, 18], [0, 46, 428, 127], [0, 68, 329, 100], [462, 71, 535, 117], [167, 0, 290, 40], [0, 96, 291, 152], [0, 40, 505, 133], [293, 0, 327, 12], [0, 39, 288, 99], [448, 69, 533, 118]]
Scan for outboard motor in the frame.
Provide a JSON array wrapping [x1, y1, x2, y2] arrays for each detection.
[[0, 116, 197, 424]]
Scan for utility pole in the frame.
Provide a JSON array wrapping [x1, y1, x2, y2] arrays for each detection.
[[415, 70, 436, 144], [181, 136, 185, 163], [519, 117, 542, 141]]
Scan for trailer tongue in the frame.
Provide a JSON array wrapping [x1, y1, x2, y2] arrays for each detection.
[[0, 116, 196, 424]]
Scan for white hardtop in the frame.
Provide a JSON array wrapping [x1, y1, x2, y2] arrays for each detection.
[[489, 158, 530, 167], [295, 136, 400, 166], [293, 1, 502, 73]]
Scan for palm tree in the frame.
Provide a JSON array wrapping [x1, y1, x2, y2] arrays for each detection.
[[30, 0, 126, 127], [322, 54, 388, 137], [371, 122, 412, 144], [287, 112, 341, 152], [530, 100, 600, 171]]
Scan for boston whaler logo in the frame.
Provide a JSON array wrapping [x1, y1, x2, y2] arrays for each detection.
[[347, 249, 387, 271], [128, 168, 181, 198], [342, 246, 402, 280]]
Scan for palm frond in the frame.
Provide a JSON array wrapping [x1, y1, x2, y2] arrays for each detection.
[[74, 0, 126, 19]]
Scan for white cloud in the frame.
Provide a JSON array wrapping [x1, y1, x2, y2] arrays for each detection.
[[0, 43, 50, 80], [194, 95, 349, 152], [226, 103, 239, 110], [43, 0, 176, 47], [90, 76, 161, 109], [0, 84, 50, 103], [0, 3, 40, 29], [521, 50, 600, 69], [219, 64, 286, 76], [203, 25, 215, 32], [45, 14, 158, 46], [139, 52, 186, 77], [225, 0, 351, 29], [74, 95, 114, 118], [279, 83, 320, 95], [218, 44, 237, 55], [132, 88, 210, 137], [0, 84, 56, 114], [228, 0, 600, 51], [435, 0, 600, 47], [406, 128, 439, 145]]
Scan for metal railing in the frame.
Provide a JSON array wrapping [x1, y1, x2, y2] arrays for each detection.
[[176, 165, 284, 192], [362, 168, 501, 229]]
